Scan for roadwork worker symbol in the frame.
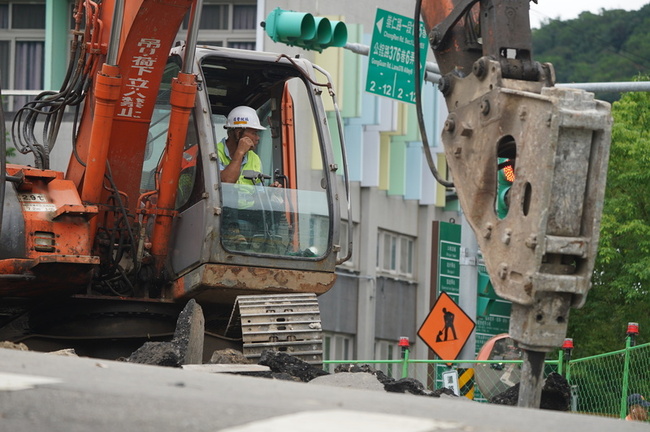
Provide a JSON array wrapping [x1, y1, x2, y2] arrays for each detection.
[[435, 308, 458, 342], [418, 292, 475, 360]]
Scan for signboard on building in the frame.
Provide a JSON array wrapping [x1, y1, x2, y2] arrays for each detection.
[[366, 8, 427, 104]]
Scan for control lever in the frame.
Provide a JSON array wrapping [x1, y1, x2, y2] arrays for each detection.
[[242, 170, 272, 185]]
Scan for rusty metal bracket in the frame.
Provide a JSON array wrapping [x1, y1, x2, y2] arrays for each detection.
[[441, 58, 612, 351]]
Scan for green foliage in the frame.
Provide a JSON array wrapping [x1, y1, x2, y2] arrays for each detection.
[[532, 5, 650, 102], [568, 77, 650, 357], [535, 5, 650, 356]]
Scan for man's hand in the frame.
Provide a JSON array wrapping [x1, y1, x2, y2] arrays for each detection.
[[235, 136, 255, 156]]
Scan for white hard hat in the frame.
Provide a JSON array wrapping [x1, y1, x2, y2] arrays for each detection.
[[224, 106, 266, 130]]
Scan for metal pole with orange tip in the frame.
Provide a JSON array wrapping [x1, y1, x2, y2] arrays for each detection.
[[80, 0, 124, 237], [149, 72, 196, 275], [149, 0, 201, 275]]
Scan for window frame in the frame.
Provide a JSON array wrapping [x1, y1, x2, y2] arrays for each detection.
[[179, 1, 256, 49], [323, 331, 355, 371], [0, 2, 47, 111], [377, 230, 415, 278]]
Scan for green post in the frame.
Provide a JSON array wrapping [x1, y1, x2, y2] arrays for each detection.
[[619, 335, 632, 419], [401, 347, 410, 378], [620, 323, 639, 419], [557, 349, 564, 376], [560, 338, 574, 379], [399, 337, 410, 379]]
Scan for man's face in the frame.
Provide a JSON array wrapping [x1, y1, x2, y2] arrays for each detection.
[[241, 128, 260, 146]]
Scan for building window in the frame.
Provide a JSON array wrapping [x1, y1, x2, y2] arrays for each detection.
[[400, 236, 414, 275], [228, 41, 255, 50], [200, 4, 229, 29], [0, 2, 46, 110], [323, 332, 355, 371], [0, 40, 8, 89], [181, 2, 256, 50], [374, 339, 396, 377], [12, 4, 45, 29], [377, 230, 415, 278], [0, 5, 8, 28], [232, 5, 256, 29]]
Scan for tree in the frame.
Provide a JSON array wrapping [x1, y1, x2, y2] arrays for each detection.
[[568, 77, 650, 357], [532, 6, 650, 102]]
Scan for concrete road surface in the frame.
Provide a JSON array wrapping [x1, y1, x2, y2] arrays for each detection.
[[0, 348, 647, 432]]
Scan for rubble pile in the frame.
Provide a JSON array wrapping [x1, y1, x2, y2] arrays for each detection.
[[250, 354, 458, 398], [209, 348, 252, 364], [257, 350, 329, 382], [489, 372, 571, 411], [332, 363, 457, 397], [128, 342, 183, 367], [127, 299, 204, 368], [0, 341, 29, 351]]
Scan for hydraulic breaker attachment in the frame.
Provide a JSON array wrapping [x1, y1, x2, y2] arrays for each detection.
[[420, 0, 613, 407], [440, 57, 611, 407], [441, 57, 612, 352]]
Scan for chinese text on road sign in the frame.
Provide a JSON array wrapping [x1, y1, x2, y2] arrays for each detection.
[[366, 9, 427, 104]]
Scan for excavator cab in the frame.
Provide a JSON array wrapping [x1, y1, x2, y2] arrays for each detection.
[[139, 47, 345, 359]]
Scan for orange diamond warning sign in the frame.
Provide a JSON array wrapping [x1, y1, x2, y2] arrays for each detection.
[[418, 292, 475, 360]]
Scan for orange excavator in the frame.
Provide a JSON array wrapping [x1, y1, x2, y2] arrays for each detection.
[[0, 0, 350, 364]]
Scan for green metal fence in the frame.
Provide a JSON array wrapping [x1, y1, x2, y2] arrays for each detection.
[[323, 336, 649, 418], [566, 338, 650, 419]]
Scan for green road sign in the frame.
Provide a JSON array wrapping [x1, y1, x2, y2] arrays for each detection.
[[366, 9, 427, 104], [437, 222, 461, 295]]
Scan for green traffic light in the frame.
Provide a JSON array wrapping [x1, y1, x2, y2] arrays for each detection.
[[264, 7, 347, 52], [477, 268, 497, 317], [310, 17, 347, 50], [264, 8, 316, 44], [496, 158, 514, 219]]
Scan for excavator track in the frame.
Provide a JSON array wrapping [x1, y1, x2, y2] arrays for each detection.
[[229, 293, 323, 365]]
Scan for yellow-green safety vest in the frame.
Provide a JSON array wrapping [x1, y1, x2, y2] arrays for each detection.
[[216, 139, 262, 185]]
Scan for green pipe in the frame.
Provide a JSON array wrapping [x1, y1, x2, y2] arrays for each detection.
[[620, 336, 632, 419], [323, 359, 560, 366], [401, 348, 410, 378], [322, 359, 403, 365], [570, 347, 627, 363]]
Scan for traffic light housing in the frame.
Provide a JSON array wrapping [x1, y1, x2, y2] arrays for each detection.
[[263, 7, 347, 52], [476, 267, 497, 317], [496, 158, 514, 219]]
